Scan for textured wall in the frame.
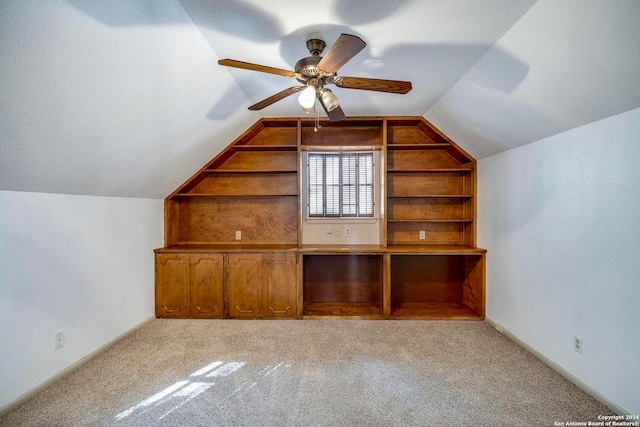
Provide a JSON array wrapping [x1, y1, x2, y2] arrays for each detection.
[[0, 191, 163, 410], [477, 108, 640, 414], [0, 1, 257, 198]]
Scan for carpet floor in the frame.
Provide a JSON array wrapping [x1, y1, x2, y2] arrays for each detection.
[[0, 319, 611, 426]]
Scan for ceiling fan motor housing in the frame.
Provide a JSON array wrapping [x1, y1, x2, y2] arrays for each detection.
[[295, 56, 324, 82], [306, 39, 326, 56]]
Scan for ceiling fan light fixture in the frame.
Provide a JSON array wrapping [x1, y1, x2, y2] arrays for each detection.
[[301, 103, 316, 114], [319, 88, 340, 112], [298, 85, 317, 109]]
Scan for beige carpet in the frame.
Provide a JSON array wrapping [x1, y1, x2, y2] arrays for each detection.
[[0, 319, 611, 426]]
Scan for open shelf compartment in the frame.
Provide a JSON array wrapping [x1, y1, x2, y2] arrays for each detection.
[[389, 254, 484, 319], [303, 254, 384, 318]]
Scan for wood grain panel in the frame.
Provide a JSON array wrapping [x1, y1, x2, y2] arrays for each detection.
[[155, 254, 190, 317], [177, 196, 298, 244], [242, 127, 297, 146], [227, 253, 263, 317], [387, 198, 467, 221], [387, 173, 465, 196], [462, 255, 484, 316], [387, 222, 466, 245], [190, 254, 224, 318], [263, 253, 297, 317], [303, 302, 382, 318], [387, 150, 461, 169], [301, 126, 381, 146], [190, 173, 297, 196], [164, 200, 178, 247], [389, 302, 480, 319], [387, 125, 444, 144], [216, 152, 297, 171]]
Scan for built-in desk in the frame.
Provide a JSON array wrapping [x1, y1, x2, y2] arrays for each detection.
[[157, 117, 485, 320], [154, 245, 486, 320]]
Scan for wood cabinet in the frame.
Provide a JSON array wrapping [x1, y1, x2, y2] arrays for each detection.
[[155, 254, 190, 317], [263, 252, 298, 317], [190, 254, 224, 317], [157, 117, 486, 320], [155, 253, 223, 318], [227, 253, 263, 317], [227, 252, 297, 318]]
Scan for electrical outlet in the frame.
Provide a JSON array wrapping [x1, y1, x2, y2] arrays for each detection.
[[54, 330, 64, 350], [344, 226, 351, 237], [419, 230, 426, 240], [235, 230, 241, 240], [574, 335, 583, 354]]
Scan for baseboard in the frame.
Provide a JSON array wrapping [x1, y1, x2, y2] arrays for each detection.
[[0, 316, 155, 417], [484, 317, 629, 415]]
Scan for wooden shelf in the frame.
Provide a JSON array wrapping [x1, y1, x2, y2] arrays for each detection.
[[387, 195, 473, 199], [303, 302, 383, 319], [387, 168, 473, 173], [386, 143, 452, 150], [204, 169, 297, 174], [155, 244, 299, 253], [387, 219, 473, 223], [172, 193, 297, 197], [389, 302, 481, 320], [232, 144, 297, 151], [385, 245, 486, 254]]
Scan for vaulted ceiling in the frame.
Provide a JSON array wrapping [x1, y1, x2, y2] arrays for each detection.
[[1, 1, 639, 199]]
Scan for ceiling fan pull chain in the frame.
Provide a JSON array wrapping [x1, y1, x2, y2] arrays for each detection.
[[314, 100, 322, 132]]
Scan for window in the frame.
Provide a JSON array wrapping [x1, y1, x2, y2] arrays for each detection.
[[307, 152, 374, 218]]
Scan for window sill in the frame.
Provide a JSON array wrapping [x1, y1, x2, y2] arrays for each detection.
[[304, 217, 379, 225]]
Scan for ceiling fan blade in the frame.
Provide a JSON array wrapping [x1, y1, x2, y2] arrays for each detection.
[[218, 59, 295, 78], [319, 97, 346, 122], [335, 77, 412, 94], [248, 86, 303, 110], [317, 34, 366, 74]]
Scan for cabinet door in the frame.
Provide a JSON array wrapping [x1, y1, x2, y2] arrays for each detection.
[[263, 253, 297, 317], [227, 253, 263, 317], [190, 254, 224, 318], [155, 254, 190, 317]]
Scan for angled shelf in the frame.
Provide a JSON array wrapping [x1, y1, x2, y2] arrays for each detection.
[[386, 143, 452, 150]]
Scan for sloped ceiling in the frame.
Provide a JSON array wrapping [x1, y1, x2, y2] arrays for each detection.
[[1, 0, 638, 199]]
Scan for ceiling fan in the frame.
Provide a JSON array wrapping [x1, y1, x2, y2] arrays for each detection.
[[218, 34, 412, 122]]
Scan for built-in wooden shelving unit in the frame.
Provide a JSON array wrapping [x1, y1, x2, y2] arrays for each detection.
[[155, 117, 485, 320]]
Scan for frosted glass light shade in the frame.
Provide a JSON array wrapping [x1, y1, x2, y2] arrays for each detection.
[[298, 85, 317, 109], [320, 88, 340, 111]]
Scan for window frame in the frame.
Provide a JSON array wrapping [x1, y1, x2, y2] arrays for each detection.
[[306, 151, 375, 219]]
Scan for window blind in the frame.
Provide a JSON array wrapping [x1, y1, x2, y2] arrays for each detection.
[[308, 152, 374, 218]]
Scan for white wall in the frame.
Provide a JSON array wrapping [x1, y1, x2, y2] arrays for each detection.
[[0, 190, 163, 411], [477, 108, 640, 414]]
